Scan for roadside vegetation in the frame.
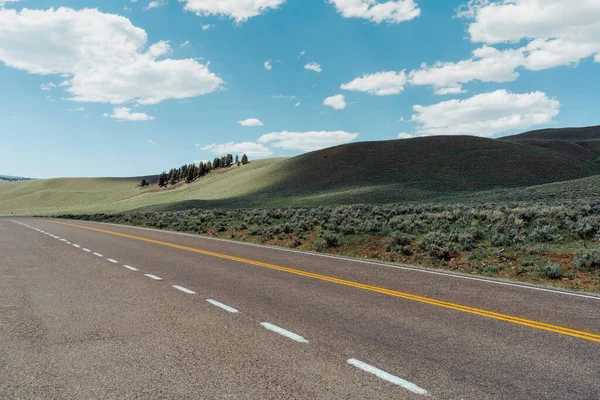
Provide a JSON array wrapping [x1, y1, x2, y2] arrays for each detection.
[[57, 201, 600, 293]]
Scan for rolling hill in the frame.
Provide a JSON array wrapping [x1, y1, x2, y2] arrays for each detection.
[[2, 130, 600, 216]]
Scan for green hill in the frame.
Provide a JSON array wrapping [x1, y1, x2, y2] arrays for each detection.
[[2, 134, 600, 216], [503, 125, 600, 142]]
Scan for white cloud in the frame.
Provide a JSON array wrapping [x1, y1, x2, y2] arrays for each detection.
[[341, 70, 407, 96], [146, 40, 172, 58], [0, 0, 20, 8], [180, 40, 190, 48], [68, 107, 85, 112], [40, 82, 56, 91], [408, 45, 523, 95], [181, 0, 286, 23], [397, 132, 415, 139], [238, 118, 264, 126], [264, 59, 272, 71], [202, 142, 273, 157], [327, 0, 420, 24], [147, 139, 157, 144], [104, 107, 155, 121], [323, 94, 346, 110], [201, 24, 212, 31], [0, 7, 223, 105], [144, 0, 167, 10], [411, 90, 560, 137], [271, 94, 296, 99], [295, 102, 301, 107], [258, 130, 359, 151], [304, 62, 322, 72], [435, 0, 600, 91]]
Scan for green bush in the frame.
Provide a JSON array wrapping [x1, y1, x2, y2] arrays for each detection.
[[321, 233, 342, 248], [574, 247, 600, 271], [539, 265, 564, 280], [419, 232, 455, 260]]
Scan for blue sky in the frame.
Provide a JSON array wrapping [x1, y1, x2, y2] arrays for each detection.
[[1, 0, 599, 178]]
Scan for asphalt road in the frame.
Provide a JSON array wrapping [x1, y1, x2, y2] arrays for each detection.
[[2, 217, 599, 399]]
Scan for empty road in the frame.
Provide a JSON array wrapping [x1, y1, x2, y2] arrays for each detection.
[[2, 217, 599, 399]]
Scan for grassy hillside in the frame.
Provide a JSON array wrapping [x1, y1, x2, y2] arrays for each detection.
[[504, 125, 600, 142], [2, 135, 600, 216]]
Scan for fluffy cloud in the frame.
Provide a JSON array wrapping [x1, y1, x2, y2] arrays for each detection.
[[411, 90, 560, 137], [415, 0, 600, 94], [327, 0, 420, 24], [238, 118, 264, 126], [258, 130, 359, 151], [181, 0, 286, 23], [341, 71, 407, 96], [264, 60, 272, 71], [397, 132, 414, 139], [144, 0, 167, 10], [352, 1, 600, 96], [323, 94, 346, 110], [104, 107, 155, 121], [0, 7, 223, 105], [409, 45, 523, 94], [201, 142, 273, 157], [40, 83, 56, 91], [304, 62, 322, 72]]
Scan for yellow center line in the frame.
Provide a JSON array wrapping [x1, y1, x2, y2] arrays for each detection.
[[42, 219, 600, 343]]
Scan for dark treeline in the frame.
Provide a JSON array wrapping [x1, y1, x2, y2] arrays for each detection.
[[141, 153, 249, 188], [0, 175, 34, 182]]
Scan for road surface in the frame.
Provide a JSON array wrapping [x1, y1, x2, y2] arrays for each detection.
[[1, 217, 599, 399]]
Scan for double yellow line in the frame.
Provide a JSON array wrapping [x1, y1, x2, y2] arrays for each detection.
[[44, 219, 600, 343]]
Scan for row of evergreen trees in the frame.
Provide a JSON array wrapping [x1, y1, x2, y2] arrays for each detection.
[[142, 153, 249, 188]]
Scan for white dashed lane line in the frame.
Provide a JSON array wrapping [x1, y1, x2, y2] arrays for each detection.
[[347, 359, 429, 396], [72, 244, 80, 248], [107, 258, 118, 264], [93, 252, 103, 257], [123, 265, 138, 271], [173, 285, 196, 294], [206, 299, 239, 313], [260, 322, 309, 344], [83, 248, 91, 252], [144, 274, 162, 281]]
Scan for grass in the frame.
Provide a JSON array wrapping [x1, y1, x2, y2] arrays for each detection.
[[3, 134, 600, 216]]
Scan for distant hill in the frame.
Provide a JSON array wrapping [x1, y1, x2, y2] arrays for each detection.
[[3, 130, 600, 216], [503, 125, 600, 142]]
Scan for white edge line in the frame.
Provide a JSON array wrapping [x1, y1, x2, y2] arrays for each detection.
[[144, 274, 162, 281], [107, 258, 118, 264], [173, 285, 196, 294], [206, 299, 239, 313], [23, 219, 600, 300], [92, 252, 103, 257], [123, 265, 138, 271], [67, 220, 600, 300], [260, 322, 308, 343], [347, 359, 429, 396]]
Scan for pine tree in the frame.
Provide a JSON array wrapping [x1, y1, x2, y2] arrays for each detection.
[[235, 155, 239, 166], [241, 154, 249, 165], [140, 179, 148, 187]]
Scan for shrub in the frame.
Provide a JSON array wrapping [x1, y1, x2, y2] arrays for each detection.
[[322, 233, 342, 248], [540, 265, 564, 280], [530, 224, 563, 243], [520, 257, 535, 267], [419, 232, 455, 260], [574, 247, 600, 271]]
